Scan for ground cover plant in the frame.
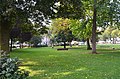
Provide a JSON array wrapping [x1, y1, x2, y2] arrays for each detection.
[[11, 44, 120, 79], [0, 51, 29, 79]]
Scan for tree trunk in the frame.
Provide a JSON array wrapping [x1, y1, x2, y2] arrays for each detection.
[[20, 43, 23, 48], [86, 38, 92, 50], [92, 0, 97, 54], [63, 41, 66, 48], [113, 38, 114, 44], [0, 24, 10, 53], [69, 42, 72, 47], [10, 38, 13, 52]]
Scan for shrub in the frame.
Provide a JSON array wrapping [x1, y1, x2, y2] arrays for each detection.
[[30, 36, 42, 47], [0, 51, 29, 79]]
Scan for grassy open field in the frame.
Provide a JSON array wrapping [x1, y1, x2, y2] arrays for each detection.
[[11, 44, 120, 79]]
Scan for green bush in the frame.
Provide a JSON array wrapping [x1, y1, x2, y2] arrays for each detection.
[[30, 36, 42, 47], [0, 51, 29, 79]]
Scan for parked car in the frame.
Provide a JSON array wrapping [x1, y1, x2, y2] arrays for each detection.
[[12, 43, 20, 48]]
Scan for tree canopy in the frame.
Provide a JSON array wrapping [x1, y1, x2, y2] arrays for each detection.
[[0, 0, 54, 52], [0, 0, 119, 53], [51, 18, 73, 48]]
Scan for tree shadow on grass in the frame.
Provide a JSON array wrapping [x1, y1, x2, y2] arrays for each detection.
[[11, 50, 31, 53], [97, 48, 120, 57], [11, 48, 40, 54], [68, 47, 86, 50]]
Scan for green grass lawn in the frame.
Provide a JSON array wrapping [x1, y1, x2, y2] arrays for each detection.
[[11, 45, 120, 79]]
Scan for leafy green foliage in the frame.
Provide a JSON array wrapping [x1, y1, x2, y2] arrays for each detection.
[[51, 18, 73, 48], [70, 19, 92, 40], [55, 29, 73, 43], [101, 27, 120, 41], [52, 0, 84, 19], [30, 36, 42, 47], [0, 0, 54, 30], [20, 32, 32, 43], [10, 27, 21, 38], [0, 51, 29, 79], [95, 0, 120, 29], [51, 18, 70, 34]]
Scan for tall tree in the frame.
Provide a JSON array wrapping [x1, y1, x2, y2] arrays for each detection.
[[10, 27, 21, 51], [0, 0, 54, 53], [101, 27, 120, 44], [92, 0, 97, 53], [51, 18, 73, 48], [70, 19, 92, 50], [82, 0, 120, 53]]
